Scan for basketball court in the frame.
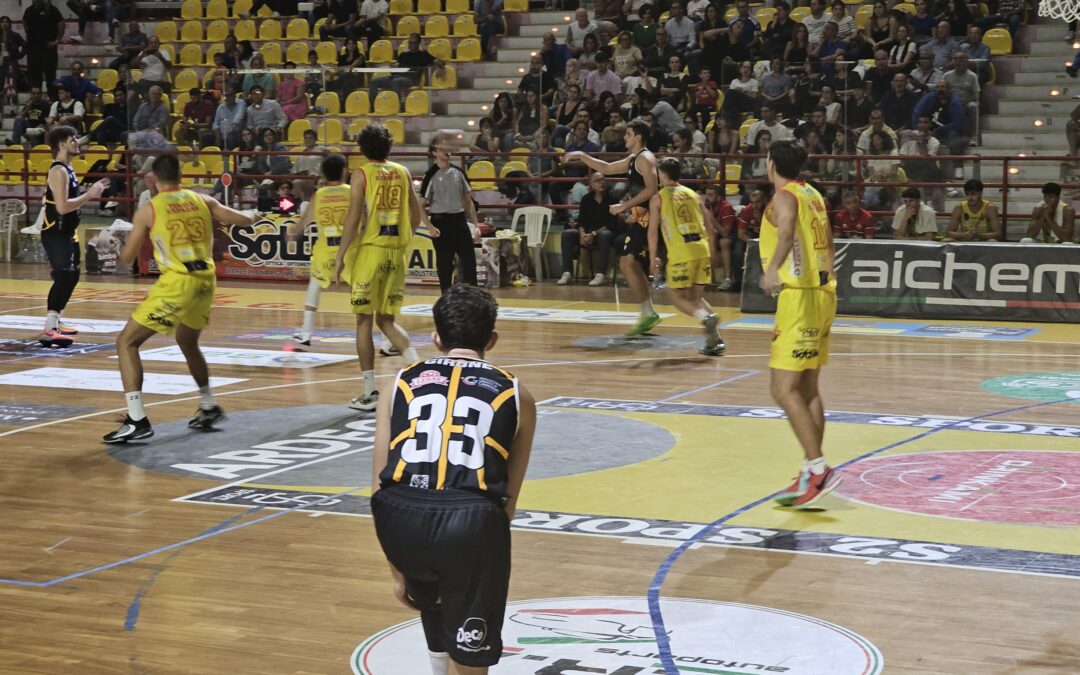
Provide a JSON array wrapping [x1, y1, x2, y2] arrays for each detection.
[[1, 271, 1079, 674]]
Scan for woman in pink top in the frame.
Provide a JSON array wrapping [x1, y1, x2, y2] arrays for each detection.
[[278, 61, 310, 122]]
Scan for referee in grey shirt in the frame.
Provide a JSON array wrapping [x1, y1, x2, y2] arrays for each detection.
[[419, 133, 482, 291]]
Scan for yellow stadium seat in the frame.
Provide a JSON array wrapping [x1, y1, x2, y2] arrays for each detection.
[[160, 43, 176, 63], [130, 68, 141, 81], [373, 90, 401, 115], [314, 17, 327, 33], [206, 43, 225, 65], [754, 7, 776, 30], [206, 0, 228, 19], [155, 21, 178, 42], [180, 20, 203, 42], [854, 5, 873, 30], [1, 146, 22, 167], [173, 91, 191, 112], [206, 19, 230, 42], [181, 161, 211, 188], [71, 158, 90, 176], [504, 0, 527, 10], [97, 68, 118, 91], [894, 2, 916, 13], [397, 39, 411, 55], [174, 69, 200, 91], [315, 91, 341, 115], [983, 28, 1012, 55], [390, 0, 413, 13], [424, 15, 449, 38], [29, 154, 53, 180], [180, 0, 202, 19], [179, 43, 203, 66], [384, 118, 405, 144], [286, 41, 308, 64], [1, 158, 23, 184], [396, 15, 421, 37], [368, 39, 395, 63], [499, 160, 530, 178], [452, 14, 477, 37], [234, 0, 253, 15], [724, 163, 741, 196], [256, 3, 272, 17], [428, 64, 456, 89], [287, 118, 313, 144], [738, 117, 758, 146], [345, 90, 371, 115], [445, 0, 469, 13], [417, 0, 441, 14], [427, 37, 453, 61], [317, 119, 344, 144], [724, 7, 738, 21], [316, 41, 338, 64], [234, 19, 256, 41], [102, 92, 114, 106], [348, 118, 369, 138], [260, 19, 282, 40], [261, 41, 283, 65], [200, 148, 225, 176], [402, 90, 430, 115], [467, 160, 497, 190], [789, 6, 810, 22], [451, 37, 480, 62], [286, 18, 309, 40]]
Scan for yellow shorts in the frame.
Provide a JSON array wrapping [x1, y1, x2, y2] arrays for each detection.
[[309, 239, 339, 289], [132, 272, 216, 335], [346, 244, 407, 315], [666, 256, 711, 290], [770, 287, 836, 372]]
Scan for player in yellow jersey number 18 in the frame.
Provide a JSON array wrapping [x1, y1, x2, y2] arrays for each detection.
[[758, 141, 842, 509]]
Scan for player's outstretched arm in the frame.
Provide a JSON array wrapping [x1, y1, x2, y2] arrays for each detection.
[[203, 194, 258, 226], [503, 383, 537, 520], [562, 150, 631, 176], [119, 203, 153, 266]]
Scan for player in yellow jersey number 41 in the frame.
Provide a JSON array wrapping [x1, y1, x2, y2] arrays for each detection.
[[758, 141, 843, 509]]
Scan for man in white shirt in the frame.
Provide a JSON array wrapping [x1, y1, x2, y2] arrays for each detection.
[[910, 51, 943, 95], [856, 108, 898, 153], [357, 0, 389, 46], [131, 35, 171, 98], [686, 0, 711, 20], [747, 104, 794, 146], [802, 0, 831, 45], [567, 7, 598, 55], [621, 64, 657, 96], [892, 187, 939, 240], [663, 1, 696, 56], [942, 50, 980, 141]]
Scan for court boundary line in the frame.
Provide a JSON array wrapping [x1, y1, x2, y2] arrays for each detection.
[[645, 395, 1076, 674]]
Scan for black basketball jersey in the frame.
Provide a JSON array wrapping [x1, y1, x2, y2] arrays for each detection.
[[381, 356, 520, 503], [626, 149, 655, 199], [43, 161, 80, 234]]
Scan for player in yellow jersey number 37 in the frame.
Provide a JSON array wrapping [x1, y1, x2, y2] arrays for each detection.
[[759, 141, 842, 509], [103, 154, 258, 443]]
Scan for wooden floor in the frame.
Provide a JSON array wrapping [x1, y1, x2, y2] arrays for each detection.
[[1, 264, 1079, 674]]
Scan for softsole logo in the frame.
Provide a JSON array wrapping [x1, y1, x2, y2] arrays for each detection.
[[352, 596, 883, 674]]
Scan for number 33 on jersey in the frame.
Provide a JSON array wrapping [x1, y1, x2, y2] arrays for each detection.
[[381, 357, 521, 502]]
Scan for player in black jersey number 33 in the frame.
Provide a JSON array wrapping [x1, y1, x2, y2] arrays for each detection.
[[370, 285, 537, 675]]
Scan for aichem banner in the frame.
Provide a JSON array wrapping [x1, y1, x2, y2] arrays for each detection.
[[741, 239, 1080, 323]]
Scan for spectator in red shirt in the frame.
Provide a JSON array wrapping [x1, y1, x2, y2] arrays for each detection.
[[689, 66, 719, 130], [737, 188, 766, 241], [705, 184, 736, 289], [175, 87, 217, 147], [832, 191, 877, 238]]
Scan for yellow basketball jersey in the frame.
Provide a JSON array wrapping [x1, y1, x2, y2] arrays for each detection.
[[149, 189, 215, 276], [658, 184, 709, 261], [959, 199, 990, 234], [313, 183, 351, 242], [760, 181, 835, 290], [359, 161, 412, 248]]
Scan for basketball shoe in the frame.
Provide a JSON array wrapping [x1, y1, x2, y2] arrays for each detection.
[[775, 466, 843, 508], [103, 416, 154, 443]]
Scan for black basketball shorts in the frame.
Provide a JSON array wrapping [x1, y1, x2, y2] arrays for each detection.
[[370, 484, 511, 667], [41, 228, 80, 273]]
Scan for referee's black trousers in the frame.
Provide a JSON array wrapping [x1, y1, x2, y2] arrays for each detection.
[[431, 212, 477, 292]]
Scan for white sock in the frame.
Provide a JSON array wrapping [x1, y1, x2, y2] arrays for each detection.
[[693, 308, 709, 322], [126, 391, 145, 421], [304, 277, 321, 312], [428, 651, 449, 675], [640, 298, 655, 318], [403, 347, 420, 362], [45, 310, 59, 331], [199, 385, 216, 411], [806, 457, 828, 475], [363, 370, 376, 395], [302, 309, 315, 333]]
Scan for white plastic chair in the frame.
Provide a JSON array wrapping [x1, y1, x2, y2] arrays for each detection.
[[509, 206, 553, 281], [0, 199, 27, 261]]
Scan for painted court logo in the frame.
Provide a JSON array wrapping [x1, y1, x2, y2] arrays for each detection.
[[980, 372, 1080, 403], [352, 596, 884, 674], [837, 450, 1080, 526]]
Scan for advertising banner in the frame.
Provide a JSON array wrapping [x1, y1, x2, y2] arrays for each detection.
[[741, 239, 1080, 323]]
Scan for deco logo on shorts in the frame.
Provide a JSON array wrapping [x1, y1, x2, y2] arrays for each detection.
[[456, 617, 489, 652]]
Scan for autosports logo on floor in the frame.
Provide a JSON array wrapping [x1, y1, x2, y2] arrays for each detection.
[[351, 596, 884, 674]]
